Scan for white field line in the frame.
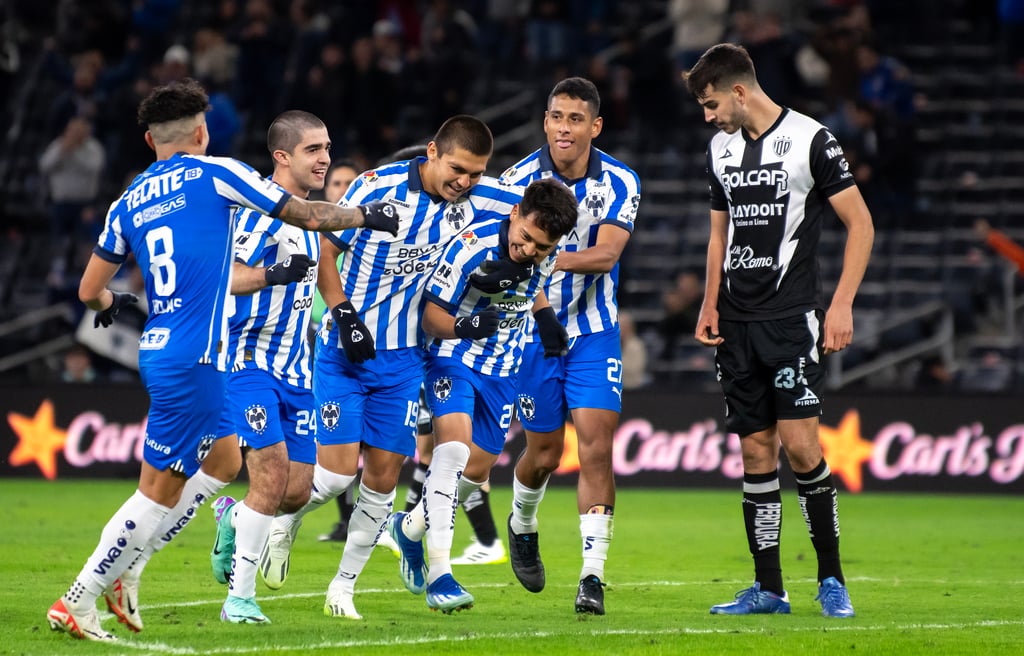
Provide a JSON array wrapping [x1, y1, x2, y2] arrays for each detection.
[[114, 620, 1024, 655]]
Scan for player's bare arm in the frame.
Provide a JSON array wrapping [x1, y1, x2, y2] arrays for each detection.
[[278, 197, 366, 231], [78, 255, 122, 310], [423, 301, 460, 339], [695, 210, 727, 347], [554, 224, 630, 274], [823, 186, 874, 354]]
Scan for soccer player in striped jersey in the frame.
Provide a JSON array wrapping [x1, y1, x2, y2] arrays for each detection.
[[389, 178, 578, 613], [500, 77, 641, 615], [260, 116, 518, 620], [48, 79, 398, 643], [205, 110, 336, 625], [685, 44, 872, 618]]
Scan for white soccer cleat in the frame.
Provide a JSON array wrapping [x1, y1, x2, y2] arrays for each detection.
[[103, 577, 143, 632], [451, 538, 508, 565], [47, 598, 117, 641], [324, 586, 363, 620], [259, 526, 293, 590], [375, 529, 401, 557]]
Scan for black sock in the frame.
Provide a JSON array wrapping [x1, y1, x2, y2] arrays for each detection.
[[795, 458, 844, 585], [461, 486, 498, 546], [404, 462, 428, 512], [742, 470, 784, 596], [339, 484, 355, 523]]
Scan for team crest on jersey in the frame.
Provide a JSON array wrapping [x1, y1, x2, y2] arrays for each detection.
[[433, 377, 453, 402], [460, 231, 478, 246], [517, 395, 536, 422], [584, 190, 606, 218], [500, 166, 517, 181], [196, 434, 215, 463], [362, 170, 378, 182], [446, 203, 466, 230], [320, 402, 341, 430], [245, 405, 268, 433], [772, 136, 792, 157]]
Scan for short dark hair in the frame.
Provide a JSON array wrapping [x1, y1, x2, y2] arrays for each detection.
[[548, 77, 600, 118], [519, 178, 577, 238], [267, 110, 327, 154], [137, 78, 210, 127], [684, 43, 757, 99], [432, 115, 493, 157]]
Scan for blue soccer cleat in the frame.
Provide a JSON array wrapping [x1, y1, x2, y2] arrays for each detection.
[[816, 576, 855, 618], [386, 512, 427, 595], [710, 582, 791, 615], [210, 496, 236, 585], [425, 573, 474, 614]]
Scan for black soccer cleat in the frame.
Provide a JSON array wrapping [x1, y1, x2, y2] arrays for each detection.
[[507, 514, 545, 592], [575, 575, 606, 615]]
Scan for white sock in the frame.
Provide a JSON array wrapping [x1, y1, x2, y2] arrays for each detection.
[[228, 501, 273, 599], [125, 470, 228, 582], [403, 497, 427, 540], [66, 490, 169, 610], [275, 464, 355, 537], [422, 441, 470, 584], [579, 512, 613, 581], [510, 474, 547, 535], [333, 482, 395, 593]]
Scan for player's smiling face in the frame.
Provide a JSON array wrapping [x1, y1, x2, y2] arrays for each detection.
[[279, 126, 331, 195], [544, 94, 602, 174], [507, 205, 559, 265], [697, 83, 745, 134], [422, 144, 489, 202]]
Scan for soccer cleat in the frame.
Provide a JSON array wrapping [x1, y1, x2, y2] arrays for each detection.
[[318, 521, 349, 542], [507, 514, 545, 592], [324, 586, 362, 620], [103, 578, 143, 632], [375, 528, 401, 557], [259, 526, 293, 590], [575, 575, 606, 615], [386, 512, 427, 594], [451, 538, 508, 565], [425, 573, 474, 614], [220, 595, 270, 624], [710, 582, 791, 615], [210, 496, 236, 585], [816, 577, 855, 618], [47, 598, 117, 641]]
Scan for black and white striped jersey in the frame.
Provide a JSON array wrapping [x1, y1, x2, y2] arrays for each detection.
[[706, 107, 856, 321]]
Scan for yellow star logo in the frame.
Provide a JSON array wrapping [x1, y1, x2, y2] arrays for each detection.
[[7, 400, 67, 480], [819, 409, 875, 493], [554, 423, 580, 474]]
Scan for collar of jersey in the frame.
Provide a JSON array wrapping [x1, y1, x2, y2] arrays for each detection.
[[407, 155, 445, 203], [498, 219, 511, 258], [539, 144, 602, 183], [741, 107, 790, 144]]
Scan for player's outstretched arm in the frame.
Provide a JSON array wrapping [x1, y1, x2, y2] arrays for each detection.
[[231, 255, 315, 295], [423, 301, 499, 340], [79, 254, 138, 328], [277, 198, 399, 235]]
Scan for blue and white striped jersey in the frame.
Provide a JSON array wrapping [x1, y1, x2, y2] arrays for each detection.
[[321, 158, 519, 351], [499, 145, 640, 339], [94, 153, 289, 371], [227, 206, 319, 388], [423, 219, 556, 377]]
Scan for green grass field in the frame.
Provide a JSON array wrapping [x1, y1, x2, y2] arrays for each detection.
[[2, 479, 1022, 655]]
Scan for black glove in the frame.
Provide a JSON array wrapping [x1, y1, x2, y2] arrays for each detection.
[[453, 305, 500, 340], [94, 291, 138, 328], [264, 254, 315, 286], [331, 300, 376, 363], [534, 306, 568, 357], [469, 257, 536, 294], [359, 201, 399, 236]]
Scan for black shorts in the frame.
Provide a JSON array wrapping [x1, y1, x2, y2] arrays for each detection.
[[714, 310, 825, 437]]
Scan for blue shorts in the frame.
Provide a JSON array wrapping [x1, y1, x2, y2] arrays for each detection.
[[220, 368, 316, 464], [313, 342, 424, 457], [515, 326, 622, 433], [425, 356, 516, 455], [140, 363, 224, 477]]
